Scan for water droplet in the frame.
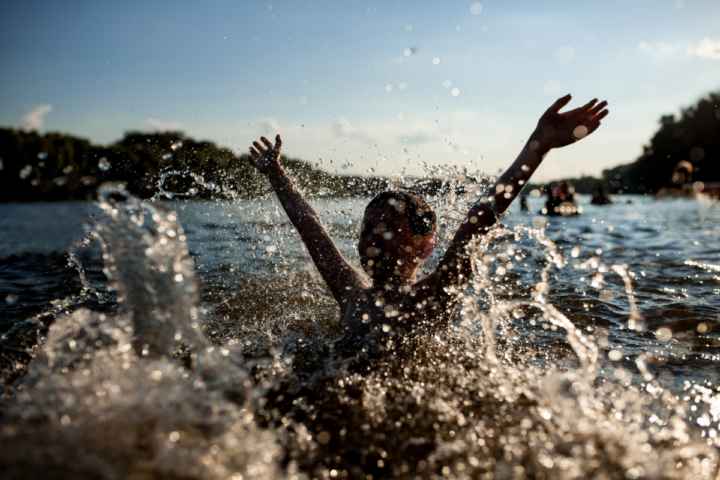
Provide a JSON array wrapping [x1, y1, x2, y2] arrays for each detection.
[[544, 79, 562, 96], [19, 165, 32, 179], [532, 216, 546, 229], [433, 57, 441, 65], [608, 349, 623, 361], [403, 48, 412, 56], [521, 165, 530, 172], [405, 25, 413, 33], [171, 141, 183, 150], [63, 165, 73, 174], [299, 95, 309, 105], [556, 46, 576, 64], [386, 84, 394, 92], [451, 88, 460, 96], [574, 126, 588, 139], [399, 83, 407, 90], [571, 246, 580, 258], [599, 290, 614, 302], [5, 293, 18, 305], [37, 152, 48, 160], [455, 25, 461, 31], [266, 245, 278, 253], [98, 157, 111, 172], [162, 153, 172, 160], [470, 2, 483, 15], [656, 327, 672, 342], [443, 80, 452, 88]]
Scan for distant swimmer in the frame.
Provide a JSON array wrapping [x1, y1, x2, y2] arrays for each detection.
[[520, 194, 530, 211], [542, 181, 580, 216], [247, 95, 608, 338], [591, 186, 614, 205]]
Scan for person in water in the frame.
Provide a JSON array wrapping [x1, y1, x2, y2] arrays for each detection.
[[248, 95, 608, 338]]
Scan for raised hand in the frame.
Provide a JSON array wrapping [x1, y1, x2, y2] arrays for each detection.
[[248, 134, 283, 175], [532, 95, 609, 150]]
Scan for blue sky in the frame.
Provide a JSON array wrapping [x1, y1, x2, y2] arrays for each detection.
[[1, 0, 718, 181]]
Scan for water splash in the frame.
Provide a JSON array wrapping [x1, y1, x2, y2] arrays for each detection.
[[2, 174, 720, 479]]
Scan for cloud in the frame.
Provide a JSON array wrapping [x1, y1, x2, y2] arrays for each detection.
[[21, 104, 53, 130], [638, 38, 720, 61], [248, 116, 449, 147], [330, 117, 447, 145], [142, 118, 183, 131], [693, 37, 720, 60], [637, 40, 682, 56], [452, 110, 477, 120]]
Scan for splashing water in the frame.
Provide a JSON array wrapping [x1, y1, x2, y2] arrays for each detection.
[[1, 175, 720, 479]]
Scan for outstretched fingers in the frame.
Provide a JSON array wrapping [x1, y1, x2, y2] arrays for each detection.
[[549, 94, 572, 113], [274, 134, 282, 150], [252, 141, 267, 155], [581, 101, 608, 122], [565, 98, 598, 117], [585, 110, 609, 135]]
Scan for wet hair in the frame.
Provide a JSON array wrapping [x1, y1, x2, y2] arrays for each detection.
[[366, 190, 437, 236]]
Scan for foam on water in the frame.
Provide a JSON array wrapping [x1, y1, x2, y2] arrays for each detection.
[[1, 178, 720, 479]]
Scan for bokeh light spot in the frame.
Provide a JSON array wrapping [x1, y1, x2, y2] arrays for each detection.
[[544, 79, 562, 96], [556, 46, 576, 64]]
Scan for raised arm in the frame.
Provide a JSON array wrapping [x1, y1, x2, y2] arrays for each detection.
[[249, 135, 366, 305], [423, 95, 609, 292]]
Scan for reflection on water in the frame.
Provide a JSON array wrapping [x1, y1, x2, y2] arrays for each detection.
[[1, 189, 720, 479]]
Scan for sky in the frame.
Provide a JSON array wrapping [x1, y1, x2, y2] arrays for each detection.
[[1, 0, 718, 182]]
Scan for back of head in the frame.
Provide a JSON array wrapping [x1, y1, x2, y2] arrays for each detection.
[[366, 190, 437, 236]]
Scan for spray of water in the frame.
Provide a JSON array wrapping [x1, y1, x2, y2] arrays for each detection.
[[2, 173, 720, 479]]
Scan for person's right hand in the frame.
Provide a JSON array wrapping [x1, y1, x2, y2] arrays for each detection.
[[248, 134, 282, 175]]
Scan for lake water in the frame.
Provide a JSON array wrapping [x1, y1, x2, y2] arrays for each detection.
[[1, 191, 720, 479]]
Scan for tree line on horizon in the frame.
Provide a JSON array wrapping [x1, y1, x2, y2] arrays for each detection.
[[558, 90, 720, 195], [0, 130, 482, 203], [1, 90, 718, 203], [0, 129, 394, 202]]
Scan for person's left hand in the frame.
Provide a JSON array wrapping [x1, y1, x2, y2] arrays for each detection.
[[533, 95, 609, 150]]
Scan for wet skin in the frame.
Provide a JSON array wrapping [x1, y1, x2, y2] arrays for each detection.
[[341, 204, 445, 337], [357, 204, 434, 287], [248, 95, 609, 339]]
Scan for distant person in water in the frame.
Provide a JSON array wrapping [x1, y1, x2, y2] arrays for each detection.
[[591, 186, 613, 205], [247, 95, 608, 338], [519, 193, 530, 211], [543, 181, 580, 216], [559, 181, 575, 203]]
